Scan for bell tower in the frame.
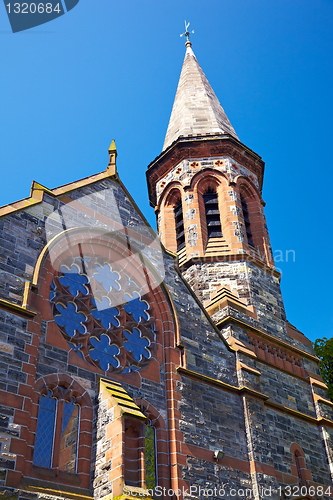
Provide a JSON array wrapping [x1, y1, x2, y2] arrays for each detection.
[[146, 38, 295, 342], [146, 45, 333, 492]]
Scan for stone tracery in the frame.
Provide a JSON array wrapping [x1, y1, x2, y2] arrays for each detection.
[[50, 256, 155, 374]]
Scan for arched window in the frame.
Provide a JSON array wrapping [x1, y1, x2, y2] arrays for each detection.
[[124, 419, 143, 487], [290, 443, 311, 486], [295, 451, 303, 481], [145, 420, 157, 489], [203, 188, 222, 238], [124, 418, 157, 489], [174, 198, 185, 250], [99, 379, 167, 495], [240, 194, 254, 246], [33, 387, 80, 473]]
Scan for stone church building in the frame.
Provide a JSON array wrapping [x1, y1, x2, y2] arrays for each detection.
[[0, 38, 332, 500]]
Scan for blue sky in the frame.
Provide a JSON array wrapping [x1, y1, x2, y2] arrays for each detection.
[[0, 0, 332, 342]]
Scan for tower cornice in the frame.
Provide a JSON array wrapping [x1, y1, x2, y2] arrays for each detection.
[[146, 134, 265, 207]]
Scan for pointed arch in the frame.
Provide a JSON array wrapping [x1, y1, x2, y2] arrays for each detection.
[[31, 374, 92, 487], [159, 186, 185, 253], [236, 177, 265, 252], [290, 443, 312, 484], [193, 173, 228, 250], [157, 180, 184, 212], [133, 399, 168, 489], [190, 168, 228, 191], [235, 175, 263, 203]]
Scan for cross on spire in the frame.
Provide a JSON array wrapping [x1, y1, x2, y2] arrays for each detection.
[[180, 20, 194, 45]]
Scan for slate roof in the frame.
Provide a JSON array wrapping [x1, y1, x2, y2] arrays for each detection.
[[163, 42, 239, 151]]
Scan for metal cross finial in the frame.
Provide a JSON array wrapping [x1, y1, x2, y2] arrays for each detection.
[[180, 20, 194, 43]]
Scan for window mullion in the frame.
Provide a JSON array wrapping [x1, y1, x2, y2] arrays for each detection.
[[52, 399, 64, 470]]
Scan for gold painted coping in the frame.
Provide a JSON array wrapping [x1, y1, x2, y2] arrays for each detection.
[[309, 376, 328, 390], [160, 281, 182, 347], [205, 287, 256, 318], [177, 366, 268, 400], [100, 378, 146, 420], [21, 484, 93, 500], [313, 394, 333, 407], [178, 366, 333, 428], [0, 167, 117, 218], [0, 298, 36, 318], [236, 361, 261, 377]]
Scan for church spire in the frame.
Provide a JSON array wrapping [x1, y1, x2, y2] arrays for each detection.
[[163, 38, 239, 151]]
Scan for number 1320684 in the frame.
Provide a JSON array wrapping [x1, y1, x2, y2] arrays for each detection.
[[279, 485, 332, 497], [6, 3, 61, 14]]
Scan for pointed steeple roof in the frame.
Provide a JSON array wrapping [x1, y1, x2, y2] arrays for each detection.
[[163, 42, 239, 151]]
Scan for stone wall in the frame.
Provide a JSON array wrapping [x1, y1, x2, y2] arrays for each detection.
[[0, 174, 331, 500]]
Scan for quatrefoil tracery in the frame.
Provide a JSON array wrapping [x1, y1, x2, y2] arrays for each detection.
[[51, 257, 156, 374]]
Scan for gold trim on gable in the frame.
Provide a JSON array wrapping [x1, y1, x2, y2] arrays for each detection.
[[0, 298, 36, 318], [0, 167, 117, 218], [100, 378, 146, 420]]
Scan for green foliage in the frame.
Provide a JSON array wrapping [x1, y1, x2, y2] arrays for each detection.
[[313, 337, 333, 401]]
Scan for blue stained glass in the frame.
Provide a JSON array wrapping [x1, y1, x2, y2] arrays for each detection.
[[122, 365, 139, 374], [59, 264, 89, 296], [62, 399, 76, 434], [60, 398, 79, 473], [93, 263, 120, 292], [33, 391, 56, 468], [123, 292, 149, 322], [55, 303, 86, 337], [89, 334, 120, 371], [68, 342, 84, 358], [50, 280, 57, 303], [91, 297, 120, 329], [74, 257, 91, 263], [123, 328, 150, 362], [51, 255, 156, 373], [150, 323, 156, 340]]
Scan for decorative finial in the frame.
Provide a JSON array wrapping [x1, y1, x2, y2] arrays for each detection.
[[180, 20, 194, 47], [107, 139, 117, 172]]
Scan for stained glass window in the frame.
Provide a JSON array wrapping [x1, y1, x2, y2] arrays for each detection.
[[59, 264, 89, 296], [123, 328, 150, 362], [145, 423, 157, 490], [59, 399, 80, 473], [50, 256, 156, 374], [54, 302, 87, 337], [89, 334, 120, 370], [33, 387, 80, 473], [33, 391, 56, 468], [123, 292, 149, 322]]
